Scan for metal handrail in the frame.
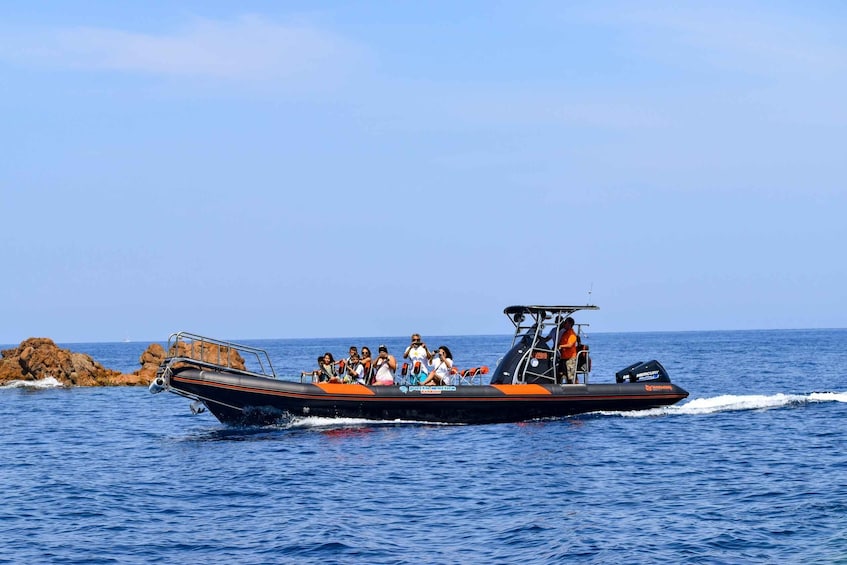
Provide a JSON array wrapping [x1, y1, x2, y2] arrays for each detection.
[[166, 331, 277, 378], [575, 348, 590, 384], [521, 346, 558, 384]]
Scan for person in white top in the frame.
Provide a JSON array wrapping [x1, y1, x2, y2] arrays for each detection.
[[372, 345, 397, 386], [403, 333, 433, 384], [422, 345, 453, 386]]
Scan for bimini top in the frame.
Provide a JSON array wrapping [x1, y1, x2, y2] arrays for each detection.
[[503, 305, 600, 316]]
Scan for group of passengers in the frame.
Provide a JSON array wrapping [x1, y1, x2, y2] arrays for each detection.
[[301, 346, 372, 385], [301, 333, 454, 386]]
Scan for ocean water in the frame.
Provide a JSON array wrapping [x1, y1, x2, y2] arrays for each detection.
[[1, 329, 845, 564]]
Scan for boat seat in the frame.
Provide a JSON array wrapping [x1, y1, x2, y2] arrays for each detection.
[[457, 366, 488, 385], [575, 345, 591, 384]]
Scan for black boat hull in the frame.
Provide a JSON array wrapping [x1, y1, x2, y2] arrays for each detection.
[[165, 367, 689, 425]]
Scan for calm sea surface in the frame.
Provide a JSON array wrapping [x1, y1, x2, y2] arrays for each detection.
[[2, 329, 846, 564]]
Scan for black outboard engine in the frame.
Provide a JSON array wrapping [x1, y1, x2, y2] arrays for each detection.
[[615, 360, 670, 383]]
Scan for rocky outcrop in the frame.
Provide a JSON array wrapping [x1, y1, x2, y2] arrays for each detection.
[[0, 337, 246, 387], [133, 341, 246, 384], [135, 343, 167, 384], [0, 338, 134, 386]]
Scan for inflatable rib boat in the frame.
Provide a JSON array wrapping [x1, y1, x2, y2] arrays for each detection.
[[149, 305, 688, 425]]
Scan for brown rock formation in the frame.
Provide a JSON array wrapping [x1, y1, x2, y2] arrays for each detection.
[[171, 340, 247, 369], [0, 337, 248, 387], [133, 341, 245, 383], [0, 338, 130, 386], [135, 343, 167, 384]]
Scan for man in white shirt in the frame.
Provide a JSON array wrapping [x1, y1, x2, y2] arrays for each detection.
[[403, 333, 433, 384]]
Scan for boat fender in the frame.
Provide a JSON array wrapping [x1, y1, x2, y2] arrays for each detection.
[[401, 362, 409, 376], [148, 377, 167, 394], [413, 361, 422, 375]]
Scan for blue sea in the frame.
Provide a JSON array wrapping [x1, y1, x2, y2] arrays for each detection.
[[2, 329, 846, 564]]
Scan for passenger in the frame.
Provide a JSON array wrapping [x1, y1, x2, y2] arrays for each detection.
[[342, 346, 358, 366], [317, 352, 340, 383], [403, 333, 433, 384], [360, 346, 373, 384], [334, 345, 356, 378], [558, 317, 579, 384], [372, 344, 397, 386], [538, 314, 564, 346], [342, 351, 365, 384], [422, 345, 453, 386]]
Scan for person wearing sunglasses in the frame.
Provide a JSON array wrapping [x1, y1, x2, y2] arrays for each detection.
[[403, 333, 433, 385]]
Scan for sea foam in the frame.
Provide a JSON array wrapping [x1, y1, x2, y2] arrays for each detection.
[[607, 391, 846, 418], [286, 415, 449, 429], [0, 377, 64, 390]]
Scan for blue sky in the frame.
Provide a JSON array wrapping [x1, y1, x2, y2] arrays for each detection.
[[1, 1, 845, 343]]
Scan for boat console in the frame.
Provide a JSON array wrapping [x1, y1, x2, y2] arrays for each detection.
[[491, 305, 598, 385]]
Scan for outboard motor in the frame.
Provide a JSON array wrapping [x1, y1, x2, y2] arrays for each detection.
[[615, 360, 670, 383]]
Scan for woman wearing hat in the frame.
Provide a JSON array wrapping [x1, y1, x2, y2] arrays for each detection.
[[372, 345, 397, 386]]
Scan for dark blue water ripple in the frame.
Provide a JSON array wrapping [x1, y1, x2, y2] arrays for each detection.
[[1, 330, 846, 563]]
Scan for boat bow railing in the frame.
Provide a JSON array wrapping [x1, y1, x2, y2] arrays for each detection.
[[163, 331, 277, 378]]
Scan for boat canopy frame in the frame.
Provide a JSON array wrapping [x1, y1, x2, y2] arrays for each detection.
[[502, 305, 599, 385]]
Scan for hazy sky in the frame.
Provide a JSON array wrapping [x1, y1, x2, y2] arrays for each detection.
[[2, 1, 845, 344]]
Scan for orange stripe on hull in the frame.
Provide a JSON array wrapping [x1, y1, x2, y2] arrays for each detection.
[[314, 382, 376, 395], [491, 384, 552, 395]]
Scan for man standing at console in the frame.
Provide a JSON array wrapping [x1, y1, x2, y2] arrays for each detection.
[[558, 317, 578, 384]]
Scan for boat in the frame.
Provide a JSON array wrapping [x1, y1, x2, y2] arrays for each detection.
[[148, 305, 689, 425]]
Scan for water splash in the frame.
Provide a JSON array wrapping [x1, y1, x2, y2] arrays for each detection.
[[0, 377, 64, 390], [606, 391, 847, 418], [285, 416, 448, 429], [809, 391, 847, 403], [286, 416, 383, 429]]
